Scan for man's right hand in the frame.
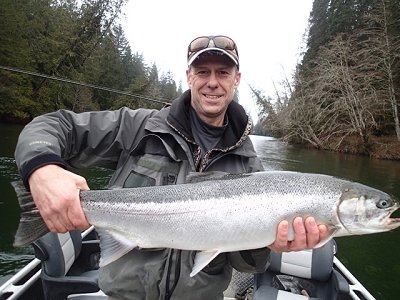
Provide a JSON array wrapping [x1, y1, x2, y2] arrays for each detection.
[[28, 164, 91, 232]]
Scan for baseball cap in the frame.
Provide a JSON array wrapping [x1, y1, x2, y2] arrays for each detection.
[[187, 35, 239, 68]]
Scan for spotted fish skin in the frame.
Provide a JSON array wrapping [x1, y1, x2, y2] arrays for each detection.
[[12, 171, 400, 276]]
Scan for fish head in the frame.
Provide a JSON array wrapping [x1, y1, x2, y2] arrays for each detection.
[[336, 186, 400, 235]]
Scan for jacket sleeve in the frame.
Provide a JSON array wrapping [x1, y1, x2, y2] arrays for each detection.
[[228, 248, 271, 273], [15, 107, 157, 187], [248, 156, 264, 173]]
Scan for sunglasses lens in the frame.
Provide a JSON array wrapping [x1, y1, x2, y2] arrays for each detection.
[[187, 35, 239, 67], [189, 37, 211, 52], [213, 36, 236, 51]]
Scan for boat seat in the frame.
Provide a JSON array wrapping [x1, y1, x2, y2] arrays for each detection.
[[253, 239, 350, 300], [32, 230, 101, 300]]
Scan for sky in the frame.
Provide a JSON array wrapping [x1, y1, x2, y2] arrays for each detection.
[[121, 0, 314, 121]]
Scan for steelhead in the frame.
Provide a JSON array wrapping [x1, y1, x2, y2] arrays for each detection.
[[12, 171, 400, 277]]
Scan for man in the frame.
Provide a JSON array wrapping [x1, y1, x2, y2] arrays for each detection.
[[15, 35, 327, 299]]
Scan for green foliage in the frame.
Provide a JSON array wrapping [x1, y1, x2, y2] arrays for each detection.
[[0, 0, 181, 122]]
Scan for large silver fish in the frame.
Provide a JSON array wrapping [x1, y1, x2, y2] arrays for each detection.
[[12, 171, 400, 277]]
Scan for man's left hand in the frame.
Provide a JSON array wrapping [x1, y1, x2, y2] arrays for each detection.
[[268, 216, 329, 252]]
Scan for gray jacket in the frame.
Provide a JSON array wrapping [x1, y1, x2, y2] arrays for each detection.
[[15, 90, 270, 300]]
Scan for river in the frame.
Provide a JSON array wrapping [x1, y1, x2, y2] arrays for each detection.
[[1, 124, 399, 299]]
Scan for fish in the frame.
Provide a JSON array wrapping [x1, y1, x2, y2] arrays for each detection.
[[12, 171, 400, 277]]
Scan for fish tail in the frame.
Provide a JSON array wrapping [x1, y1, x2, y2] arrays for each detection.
[[11, 181, 49, 247]]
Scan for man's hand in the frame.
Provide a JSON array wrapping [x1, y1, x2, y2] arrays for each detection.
[[268, 217, 329, 252], [28, 164, 91, 233]]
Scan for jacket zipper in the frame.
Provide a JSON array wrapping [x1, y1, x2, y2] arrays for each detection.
[[163, 118, 251, 298], [165, 249, 182, 300]]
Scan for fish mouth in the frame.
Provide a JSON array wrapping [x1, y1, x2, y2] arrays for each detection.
[[386, 206, 400, 229]]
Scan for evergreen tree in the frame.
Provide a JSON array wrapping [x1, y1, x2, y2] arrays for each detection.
[[0, 0, 181, 121], [305, 0, 331, 63]]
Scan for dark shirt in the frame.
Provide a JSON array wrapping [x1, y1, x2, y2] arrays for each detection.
[[189, 107, 228, 155]]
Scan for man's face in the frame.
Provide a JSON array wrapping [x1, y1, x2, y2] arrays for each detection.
[[186, 55, 241, 126]]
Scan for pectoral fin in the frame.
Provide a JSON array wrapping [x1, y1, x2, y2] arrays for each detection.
[[190, 250, 221, 277], [313, 227, 339, 248]]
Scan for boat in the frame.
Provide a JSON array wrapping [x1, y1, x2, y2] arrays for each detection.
[[0, 226, 376, 300]]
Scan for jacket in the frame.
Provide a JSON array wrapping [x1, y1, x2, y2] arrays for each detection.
[[15, 90, 270, 300]]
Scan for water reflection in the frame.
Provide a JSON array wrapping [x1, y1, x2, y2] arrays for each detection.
[[249, 135, 296, 171], [0, 124, 22, 158]]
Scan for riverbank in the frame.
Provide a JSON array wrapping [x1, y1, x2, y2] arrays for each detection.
[[323, 135, 400, 160]]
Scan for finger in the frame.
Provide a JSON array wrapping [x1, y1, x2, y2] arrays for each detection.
[[72, 176, 91, 229], [276, 220, 289, 243], [269, 220, 289, 252], [52, 204, 75, 232], [37, 201, 72, 232], [68, 189, 90, 230], [304, 217, 320, 248], [52, 222, 70, 233], [43, 213, 70, 233], [68, 206, 90, 230], [44, 218, 57, 232], [76, 176, 90, 191], [318, 224, 330, 240], [291, 217, 307, 250]]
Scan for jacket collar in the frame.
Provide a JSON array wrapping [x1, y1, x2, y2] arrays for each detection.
[[165, 90, 252, 149]]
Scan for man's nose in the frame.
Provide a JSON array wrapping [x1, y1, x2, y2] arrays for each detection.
[[207, 72, 219, 88]]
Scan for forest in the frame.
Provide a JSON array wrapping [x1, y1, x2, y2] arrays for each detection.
[[0, 0, 182, 123], [1, 0, 400, 159], [253, 0, 400, 159]]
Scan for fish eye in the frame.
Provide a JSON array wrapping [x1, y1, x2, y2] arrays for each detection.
[[376, 199, 390, 209]]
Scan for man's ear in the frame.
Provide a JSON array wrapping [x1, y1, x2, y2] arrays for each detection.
[[186, 69, 192, 88], [234, 71, 241, 88]]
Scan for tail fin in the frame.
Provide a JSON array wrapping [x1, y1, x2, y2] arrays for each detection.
[[11, 181, 49, 247]]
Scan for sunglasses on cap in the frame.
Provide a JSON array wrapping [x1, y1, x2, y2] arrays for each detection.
[[187, 35, 239, 67]]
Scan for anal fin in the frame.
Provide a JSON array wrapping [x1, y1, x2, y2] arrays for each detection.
[[190, 250, 221, 277]]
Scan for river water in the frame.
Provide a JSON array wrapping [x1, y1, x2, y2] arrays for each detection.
[[1, 124, 399, 299]]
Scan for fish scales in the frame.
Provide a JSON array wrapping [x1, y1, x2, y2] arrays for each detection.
[[79, 172, 387, 250], [12, 171, 400, 276]]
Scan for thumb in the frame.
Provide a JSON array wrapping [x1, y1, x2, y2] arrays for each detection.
[[75, 175, 90, 191]]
